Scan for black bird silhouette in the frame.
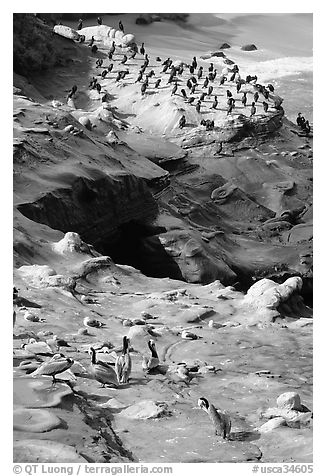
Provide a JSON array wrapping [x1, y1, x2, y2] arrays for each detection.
[[171, 83, 178, 95], [155, 79, 161, 88], [188, 97, 195, 104], [140, 43, 145, 55], [203, 77, 209, 88], [211, 96, 218, 109], [180, 88, 187, 99], [121, 55, 127, 64]]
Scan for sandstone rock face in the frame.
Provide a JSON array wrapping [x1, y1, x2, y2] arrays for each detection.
[[17, 173, 159, 250]]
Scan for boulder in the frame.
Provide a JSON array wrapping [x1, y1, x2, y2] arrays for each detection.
[[14, 408, 61, 432], [14, 439, 86, 463], [277, 392, 305, 411], [53, 25, 80, 41], [211, 51, 226, 58], [257, 417, 287, 433], [220, 42, 231, 49], [119, 400, 168, 419], [241, 44, 258, 51]]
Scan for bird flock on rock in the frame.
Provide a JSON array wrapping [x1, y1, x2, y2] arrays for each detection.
[[64, 27, 283, 132]]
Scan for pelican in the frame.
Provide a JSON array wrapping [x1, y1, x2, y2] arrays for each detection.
[[31, 354, 74, 384], [197, 397, 232, 439], [142, 340, 159, 372], [115, 336, 132, 384], [89, 347, 118, 387], [21, 338, 53, 356], [83, 317, 104, 328]]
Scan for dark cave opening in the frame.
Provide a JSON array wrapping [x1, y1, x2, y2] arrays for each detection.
[[96, 221, 185, 281]]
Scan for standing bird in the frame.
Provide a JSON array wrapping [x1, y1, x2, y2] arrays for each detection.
[[226, 89, 232, 98], [101, 70, 108, 79], [188, 97, 195, 104], [211, 95, 218, 109], [190, 76, 197, 84], [254, 91, 259, 102], [207, 85, 213, 96], [135, 72, 143, 83], [196, 101, 201, 113], [31, 354, 74, 384], [197, 397, 232, 440], [162, 64, 169, 73], [119, 21, 124, 32], [142, 340, 160, 372], [192, 56, 197, 69], [115, 336, 132, 384], [241, 92, 247, 107], [140, 43, 145, 55], [96, 58, 103, 68], [191, 84, 196, 95], [97, 17, 102, 25], [208, 63, 214, 72], [180, 88, 187, 99], [230, 72, 236, 82], [178, 66, 184, 75], [186, 79, 192, 90], [77, 19, 83, 31], [250, 102, 256, 116], [262, 101, 269, 113], [89, 347, 118, 387], [189, 65, 194, 74], [236, 82, 242, 93], [199, 92, 206, 102], [155, 78, 161, 88], [96, 83, 102, 94], [108, 41, 116, 56], [141, 82, 147, 95], [227, 104, 234, 115], [171, 82, 178, 95], [267, 83, 275, 92], [219, 76, 226, 85], [197, 66, 203, 79], [203, 77, 209, 88], [130, 50, 137, 60], [89, 36, 95, 47], [179, 115, 186, 129], [121, 55, 127, 65]]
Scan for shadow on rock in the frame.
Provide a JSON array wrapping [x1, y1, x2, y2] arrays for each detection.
[[229, 430, 261, 442]]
